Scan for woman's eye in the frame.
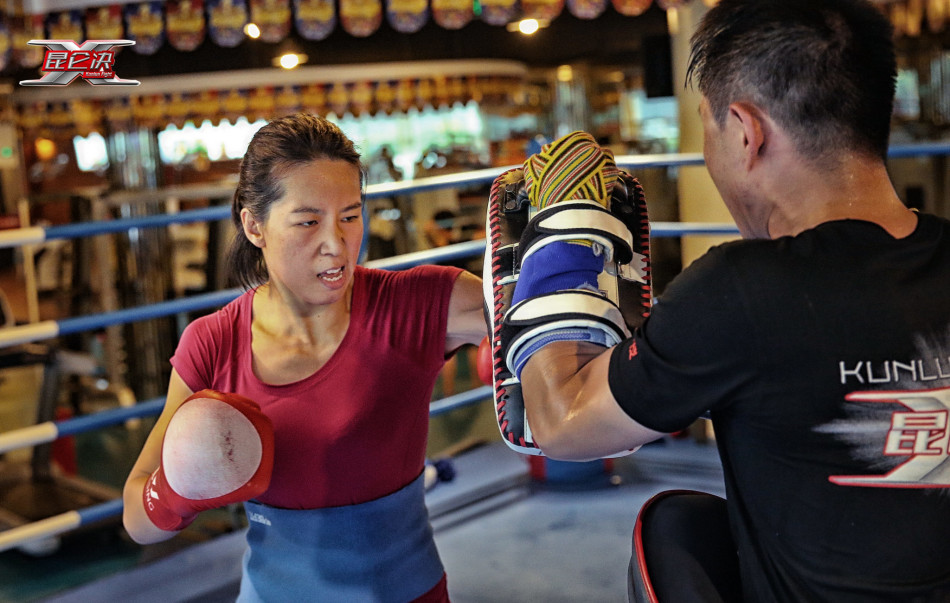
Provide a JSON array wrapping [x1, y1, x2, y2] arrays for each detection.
[[299, 220, 318, 227], [342, 215, 360, 223]]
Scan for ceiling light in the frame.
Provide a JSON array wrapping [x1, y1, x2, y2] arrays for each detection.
[[506, 18, 549, 34], [244, 23, 260, 38], [275, 53, 307, 69], [279, 53, 299, 69], [519, 19, 539, 34]]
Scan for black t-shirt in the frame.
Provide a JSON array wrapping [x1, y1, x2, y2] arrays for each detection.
[[609, 214, 950, 602]]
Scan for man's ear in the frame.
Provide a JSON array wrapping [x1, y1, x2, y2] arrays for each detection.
[[241, 208, 265, 249], [728, 101, 767, 170]]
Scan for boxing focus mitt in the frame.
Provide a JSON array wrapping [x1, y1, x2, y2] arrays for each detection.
[[483, 132, 652, 455], [143, 389, 274, 531]]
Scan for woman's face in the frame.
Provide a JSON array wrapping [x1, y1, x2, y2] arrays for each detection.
[[244, 158, 363, 309]]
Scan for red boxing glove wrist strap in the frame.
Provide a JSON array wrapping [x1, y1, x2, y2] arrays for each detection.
[[143, 467, 196, 532]]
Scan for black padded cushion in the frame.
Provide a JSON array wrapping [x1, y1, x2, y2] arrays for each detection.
[[629, 489, 741, 603]]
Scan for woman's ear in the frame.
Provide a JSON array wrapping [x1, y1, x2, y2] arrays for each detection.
[[241, 208, 265, 249]]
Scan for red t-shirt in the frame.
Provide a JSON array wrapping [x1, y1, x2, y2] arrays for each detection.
[[171, 265, 462, 509]]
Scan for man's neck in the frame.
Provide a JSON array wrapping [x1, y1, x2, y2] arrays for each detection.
[[766, 154, 917, 239]]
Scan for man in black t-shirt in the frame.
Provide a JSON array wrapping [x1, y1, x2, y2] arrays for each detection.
[[505, 0, 950, 600]]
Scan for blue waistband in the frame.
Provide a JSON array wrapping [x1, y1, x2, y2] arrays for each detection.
[[237, 472, 443, 603]]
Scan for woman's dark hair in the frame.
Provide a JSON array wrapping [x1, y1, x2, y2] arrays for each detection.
[[227, 113, 363, 290], [687, 0, 896, 164]]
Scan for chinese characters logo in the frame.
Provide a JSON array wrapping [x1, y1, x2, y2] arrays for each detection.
[[19, 40, 140, 86], [829, 387, 950, 488]]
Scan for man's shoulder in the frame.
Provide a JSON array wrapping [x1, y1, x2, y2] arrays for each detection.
[[916, 211, 950, 233], [685, 237, 777, 273]]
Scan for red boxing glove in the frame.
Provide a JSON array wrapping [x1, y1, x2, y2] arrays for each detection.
[[476, 335, 494, 386], [143, 390, 274, 531]]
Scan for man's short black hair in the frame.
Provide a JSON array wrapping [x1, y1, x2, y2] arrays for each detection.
[[688, 0, 896, 163]]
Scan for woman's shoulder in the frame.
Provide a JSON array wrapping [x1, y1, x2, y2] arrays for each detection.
[[354, 265, 461, 320], [357, 264, 461, 288], [185, 288, 253, 339]]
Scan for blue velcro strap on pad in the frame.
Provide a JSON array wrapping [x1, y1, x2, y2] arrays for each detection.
[[511, 327, 615, 379], [512, 241, 603, 306]]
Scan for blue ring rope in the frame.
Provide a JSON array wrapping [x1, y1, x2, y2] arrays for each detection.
[[50, 384, 496, 441], [76, 499, 125, 525], [6, 227, 742, 349], [4, 143, 944, 247], [45, 206, 231, 241], [56, 289, 242, 337], [56, 397, 165, 437]]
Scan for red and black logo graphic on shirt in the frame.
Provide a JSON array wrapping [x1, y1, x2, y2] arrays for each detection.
[[828, 386, 950, 488]]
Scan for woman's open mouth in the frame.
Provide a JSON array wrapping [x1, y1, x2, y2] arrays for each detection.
[[318, 266, 345, 284]]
